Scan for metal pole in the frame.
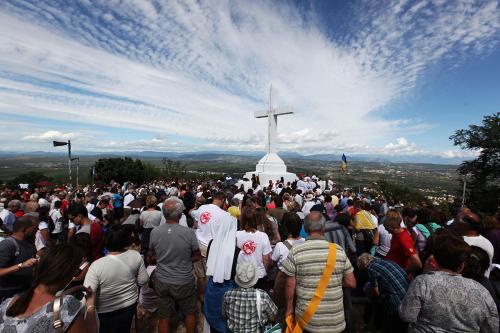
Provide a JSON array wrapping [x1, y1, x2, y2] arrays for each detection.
[[75, 158, 79, 187], [461, 176, 467, 207], [68, 140, 72, 188]]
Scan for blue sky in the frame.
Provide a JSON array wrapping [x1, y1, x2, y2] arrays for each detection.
[[0, 0, 498, 162]]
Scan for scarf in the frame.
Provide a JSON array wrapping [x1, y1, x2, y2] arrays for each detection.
[[206, 214, 237, 283]]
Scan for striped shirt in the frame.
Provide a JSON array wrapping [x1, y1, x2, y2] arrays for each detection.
[[324, 221, 356, 254], [367, 258, 409, 315], [282, 238, 354, 333]]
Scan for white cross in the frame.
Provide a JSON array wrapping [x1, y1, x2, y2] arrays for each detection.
[[254, 85, 293, 154]]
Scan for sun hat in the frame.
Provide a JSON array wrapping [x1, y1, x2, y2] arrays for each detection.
[[235, 262, 259, 289], [304, 193, 314, 201]]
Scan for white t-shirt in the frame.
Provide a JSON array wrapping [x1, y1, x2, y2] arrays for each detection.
[[84, 250, 148, 313], [272, 238, 305, 271], [50, 209, 63, 234], [233, 193, 244, 202], [123, 193, 135, 209], [464, 235, 494, 278], [35, 221, 49, 251], [302, 201, 315, 216], [86, 203, 95, 214], [376, 224, 392, 257], [236, 230, 272, 278], [196, 204, 230, 247]]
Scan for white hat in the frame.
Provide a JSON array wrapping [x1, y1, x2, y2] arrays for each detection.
[[304, 193, 314, 201], [235, 262, 259, 289]]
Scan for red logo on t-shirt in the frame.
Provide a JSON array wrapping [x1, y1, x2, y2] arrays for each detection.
[[200, 212, 212, 225], [242, 240, 257, 255]]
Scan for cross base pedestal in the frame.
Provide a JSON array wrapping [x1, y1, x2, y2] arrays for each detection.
[[243, 153, 297, 187]]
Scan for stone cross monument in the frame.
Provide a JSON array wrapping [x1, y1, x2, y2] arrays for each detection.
[[254, 85, 293, 154], [242, 86, 298, 187]]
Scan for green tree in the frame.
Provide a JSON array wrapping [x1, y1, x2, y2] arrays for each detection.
[[450, 112, 499, 213], [377, 180, 430, 206], [93, 157, 148, 184], [9, 172, 51, 188]]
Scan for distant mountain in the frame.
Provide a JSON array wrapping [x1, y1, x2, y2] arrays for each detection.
[[0, 150, 463, 165]]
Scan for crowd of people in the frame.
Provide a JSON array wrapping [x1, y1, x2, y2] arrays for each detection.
[[0, 174, 499, 333]]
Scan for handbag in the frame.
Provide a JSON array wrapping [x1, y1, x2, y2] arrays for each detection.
[[285, 243, 337, 333]]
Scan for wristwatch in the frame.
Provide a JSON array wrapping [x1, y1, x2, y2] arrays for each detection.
[[18, 263, 23, 269]]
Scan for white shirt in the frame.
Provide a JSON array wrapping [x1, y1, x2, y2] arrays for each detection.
[[233, 193, 244, 202], [302, 201, 315, 216], [236, 230, 272, 278], [376, 224, 392, 257], [271, 238, 305, 271], [35, 221, 49, 251], [50, 209, 63, 234], [84, 250, 148, 313], [464, 235, 494, 278], [123, 193, 135, 208], [294, 194, 303, 208], [195, 204, 230, 247]]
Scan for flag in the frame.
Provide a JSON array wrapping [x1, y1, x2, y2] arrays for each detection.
[[53, 140, 68, 147], [341, 154, 348, 173]]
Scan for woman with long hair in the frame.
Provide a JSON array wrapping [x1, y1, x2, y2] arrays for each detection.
[[0, 244, 98, 332]]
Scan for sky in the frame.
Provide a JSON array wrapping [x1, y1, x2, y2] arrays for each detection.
[[0, 0, 499, 163]]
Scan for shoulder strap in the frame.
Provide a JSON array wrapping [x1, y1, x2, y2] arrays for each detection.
[[53, 296, 63, 333], [283, 240, 293, 251], [6, 237, 19, 257], [295, 243, 336, 332]]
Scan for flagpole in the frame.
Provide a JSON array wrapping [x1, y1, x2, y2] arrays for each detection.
[[68, 140, 72, 188]]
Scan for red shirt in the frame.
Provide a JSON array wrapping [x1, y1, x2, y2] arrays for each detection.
[[386, 229, 416, 269]]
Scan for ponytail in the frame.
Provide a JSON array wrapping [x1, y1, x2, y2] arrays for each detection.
[[6, 284, 37, 317]]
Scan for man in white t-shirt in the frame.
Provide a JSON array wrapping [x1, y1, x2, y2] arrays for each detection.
[[123, 186, 136, 209], [195, 192, 230, 251], [458, 211, 494, 277], [193, 191, 232, 300]]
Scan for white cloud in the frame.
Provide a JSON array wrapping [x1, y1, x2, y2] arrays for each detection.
[[22, 130, 77, 141], [0, 0, 498, 156]]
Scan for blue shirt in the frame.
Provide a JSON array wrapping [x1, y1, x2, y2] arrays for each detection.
[[368, 258, 410, 314], [112, 194, 123, 208]]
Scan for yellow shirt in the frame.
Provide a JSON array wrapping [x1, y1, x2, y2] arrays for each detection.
[[227, 206, 240, 219]]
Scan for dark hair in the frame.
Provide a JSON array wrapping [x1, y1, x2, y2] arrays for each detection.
[[416, 208, 430, 224], [105, 224, 131, 252], [70, 232, 93, 262], [68, 202, 88, 218], [213, 191, 226, 201], [54, 200, 62, 209], [12, 216, 36, 233], [402, 207, 416, 219], [463, 246, 490, 281], [241, 207, 257, 231], [274, 196, 283, 208], [432, 230, 471, 272], [283, 212, 302, 238], [255, 208, 274, 241], [6, 244, 83, 317]]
